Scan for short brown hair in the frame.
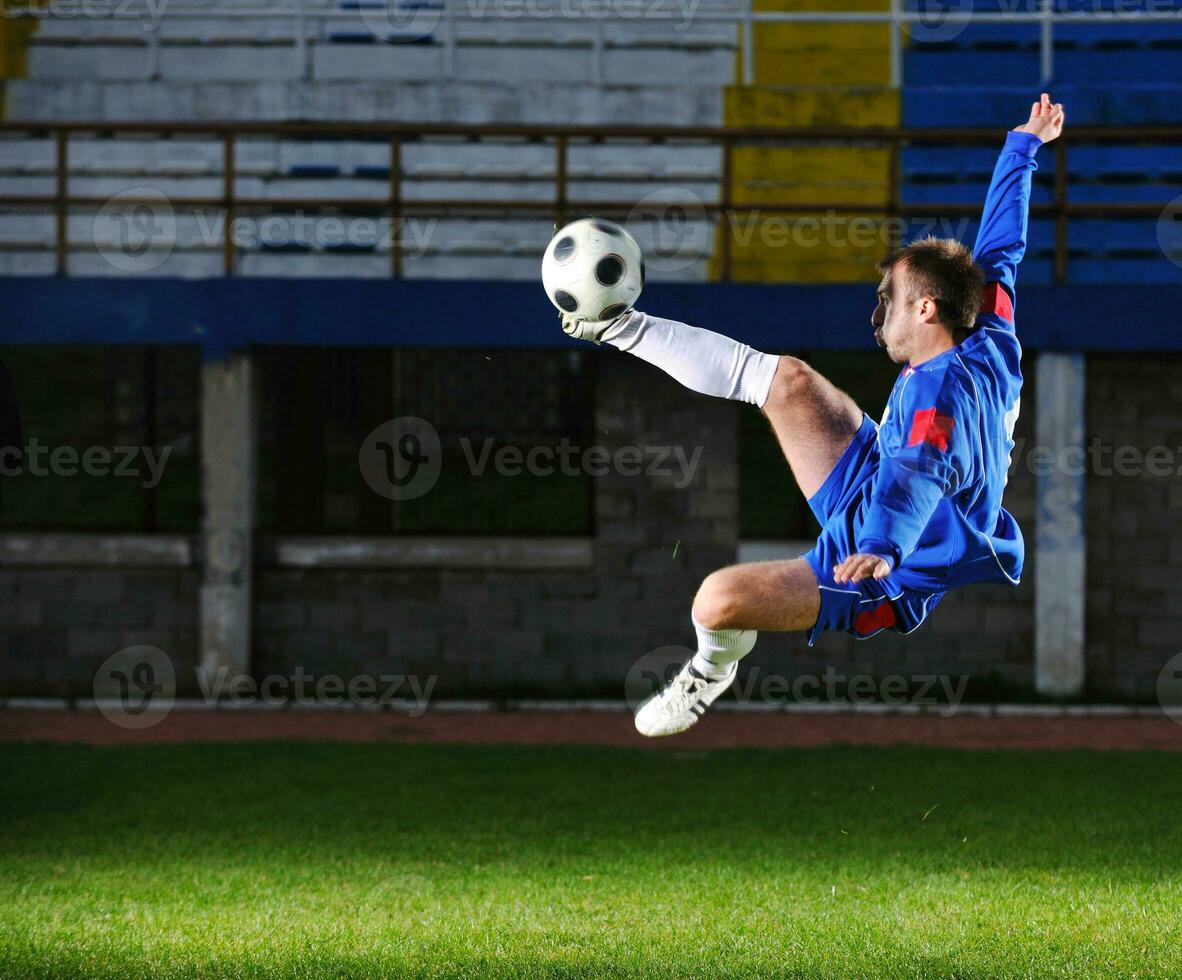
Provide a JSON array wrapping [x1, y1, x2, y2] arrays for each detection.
[[878, 236, 986, 337]]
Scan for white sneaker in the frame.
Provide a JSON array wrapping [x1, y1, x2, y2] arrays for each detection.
[[634, 660, 737, 737], [560, 308, 634, 344]]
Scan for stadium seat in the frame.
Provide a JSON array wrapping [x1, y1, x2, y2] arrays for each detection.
[[3, 0, 1180, 285]]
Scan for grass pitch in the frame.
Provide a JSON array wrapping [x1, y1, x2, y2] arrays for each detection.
[[2, 741, 1181, 977]]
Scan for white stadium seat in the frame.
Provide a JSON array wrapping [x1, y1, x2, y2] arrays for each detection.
[[3, 0, 734, 277]]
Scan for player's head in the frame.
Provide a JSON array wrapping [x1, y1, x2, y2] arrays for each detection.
[[871, 237, 986, 364]]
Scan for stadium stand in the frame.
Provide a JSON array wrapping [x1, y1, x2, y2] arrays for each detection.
[[0, 0, 1179, 282]]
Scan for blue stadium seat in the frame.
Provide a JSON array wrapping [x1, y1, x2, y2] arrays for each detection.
[[899, 0, 1029, 11], [353, 164, 390, 179], [1055, 21, 1182, 47], [904, 86, 1182, 127], [903, 49, 1039, 87], [1063, 219, 1159, 252], [901, 181, 1055, 206], [1016, 258, 1054, 284], [902, 146, 998, 182], [289, 164, 341, 178], [1031, 244, 1090, 259], [961, 24, 1041, 45], [1055, 47, 1182, 83], [1068, 258, 1179, 283], [1068, 144, 1152, 176], [1067, 183, 1179, 204], [1055, 0, 1182, 13]]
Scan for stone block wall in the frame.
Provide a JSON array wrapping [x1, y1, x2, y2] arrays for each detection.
[[3, 352, 1178, 703]]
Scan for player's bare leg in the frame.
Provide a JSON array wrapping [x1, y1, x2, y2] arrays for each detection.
[[634, 558, 821, 737], [692, 557, 820, 632], [759, 355, 864, 500]]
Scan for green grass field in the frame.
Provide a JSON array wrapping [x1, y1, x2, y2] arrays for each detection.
[[3, 742, 1181, 978]]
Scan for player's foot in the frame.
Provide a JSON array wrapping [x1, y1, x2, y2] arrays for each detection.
[[634, 659, 737, 737], [560, 308, 633, 344]]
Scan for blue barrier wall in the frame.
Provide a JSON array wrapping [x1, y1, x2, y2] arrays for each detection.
[[3, 278, 1181, 356]]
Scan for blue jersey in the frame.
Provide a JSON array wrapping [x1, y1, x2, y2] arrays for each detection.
[[854, 131, 1040, 592]]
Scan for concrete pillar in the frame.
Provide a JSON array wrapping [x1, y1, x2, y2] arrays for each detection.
[[1034, 352, 1086, 697], [200, 353, 255, 678]]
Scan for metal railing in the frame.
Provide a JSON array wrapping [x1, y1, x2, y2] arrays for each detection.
[[1, 119, 1179, 282], [7, 0, 1182, 87]]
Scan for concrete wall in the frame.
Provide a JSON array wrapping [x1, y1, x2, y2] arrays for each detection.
[[0, 568, 199, 697], [1085, 354, 1182, 701], [253, 355, 736, 697], [0, 352, 1178, 701]]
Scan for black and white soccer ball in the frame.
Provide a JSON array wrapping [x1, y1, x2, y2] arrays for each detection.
[[541, 218, 645, 322]]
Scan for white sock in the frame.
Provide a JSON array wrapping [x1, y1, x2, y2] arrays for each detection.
[[690, 615, 757, 680], [602, 311, 779, 408]]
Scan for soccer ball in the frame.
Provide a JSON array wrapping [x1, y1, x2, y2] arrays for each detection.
[[541, 218, 645, 322]]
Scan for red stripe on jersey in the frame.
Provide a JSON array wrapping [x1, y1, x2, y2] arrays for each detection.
[[907, 407, 955, 452], [853, 601, 897, 637], [980, 281, 1013, 322]]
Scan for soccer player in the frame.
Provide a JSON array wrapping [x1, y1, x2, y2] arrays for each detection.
[[562, 93, 1065, 736]]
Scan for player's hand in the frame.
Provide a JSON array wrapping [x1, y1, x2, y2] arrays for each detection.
[[1013, 92, 1065, 144], [833, 553, 893, 584]]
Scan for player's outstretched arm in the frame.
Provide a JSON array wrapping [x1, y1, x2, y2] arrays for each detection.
[[973, 94, 1065, 328]]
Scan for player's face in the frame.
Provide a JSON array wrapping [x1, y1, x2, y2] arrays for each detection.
[[871, 266, 920, 365]]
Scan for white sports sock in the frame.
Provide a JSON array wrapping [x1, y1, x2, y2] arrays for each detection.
[[601, 311, 779, 408], [690, 615, 758, 680]]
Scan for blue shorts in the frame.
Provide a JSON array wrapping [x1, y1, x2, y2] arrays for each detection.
[[801, 414, 946, 646]]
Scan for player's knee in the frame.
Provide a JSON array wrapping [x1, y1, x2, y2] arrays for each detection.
[[761, 355, 813, 412], [692, 569, 748, 631]]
